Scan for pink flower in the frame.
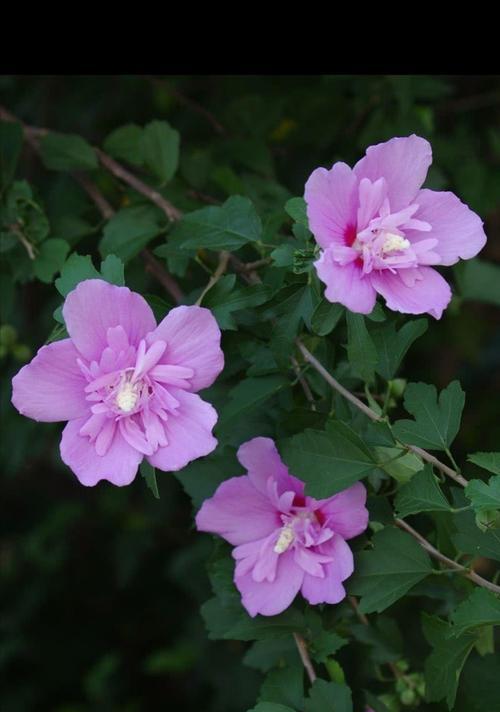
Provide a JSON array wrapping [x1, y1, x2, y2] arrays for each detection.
[[195, 437, 368, 617], [305, 135, 487, 318], [11, 279, 224, 486]]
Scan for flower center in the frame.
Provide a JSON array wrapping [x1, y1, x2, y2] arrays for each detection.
[[381, 232, 411, 254], [115, 379, 140, 413], [274, 525, 295, 553]]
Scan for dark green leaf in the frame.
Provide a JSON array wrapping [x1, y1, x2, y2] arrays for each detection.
[[451, 507, 500, 562], [218, 376, 288, 426], [449, 588, 500, 637], [467, 452, 500, 476], [140, 461, 159, 499], [247, 704, 295, 712], [55, 253, 101, 297], [243, 639, 298, 673], [39, 132, 98, 171], [173, 449, 242, 508], [370, 318, 428, 380], [305, 680, 352, 712], [0, 120, 23, 192], [394, 465, 452, 517], [259, 666, 304, 710], [465, 476, 500, 511], [103, 123, 144, 166], [348, 527, 433, 613], [99, 254, 125, 286], [311, 299, 344, 336], [455, 258, 500, 307], [392, 381, 465, 451], [99, 205, 163, 262], [33, 239, 70, 283], [284, 197, 308, 227], [345, 312, 378, 383], [141, 120, 180, 184]]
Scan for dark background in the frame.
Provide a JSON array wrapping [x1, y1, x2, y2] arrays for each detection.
[[1, 75, 499, 711]]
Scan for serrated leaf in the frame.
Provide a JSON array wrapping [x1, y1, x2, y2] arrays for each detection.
[[173, 195, 262, 251], [451, 506, 500, 562], [33, 239, 70, 283], [345, 312, 378, 383], [467, 452, 500, 476], [311, 299, 344, 336], [280, 421, 377, 498], [173, 449, 242, 508], [259, 666, 304, 710], [305, 680, 352, 712], [218, 375, 288, 426], [55, 253, 101, 296], [465, 475, 500, 512], [394, 465, 452, 517], [449, 588, 500, 637], [284, 196, 308, 227], [99, 254, 125, 286], [370, 318, 428, 380], [203, 277, 271, 330], [100, 205, 163, 262], [422, 614, 476, 709], [103, 123, 144, 166], [392, 380, 465, 451], [0, 120, 23, 192], [348, 527, 433, 613], [141, 120, 180, 184], [243, 639, 298, 673], [373, 446, 424, 484], [140, 461, 159, 499], [39, 132, 98, 171]]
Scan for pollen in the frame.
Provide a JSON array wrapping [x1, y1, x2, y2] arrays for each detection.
[[382, 233, 411, 253], [274, 525, 295, 554], [116, 381, 139, 413]]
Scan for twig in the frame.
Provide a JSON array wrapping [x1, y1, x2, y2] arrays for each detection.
[[291, 356, 316, 411], [195, 251, 230, 305], [293, 632, 317, 684], [295, 340, 469, 488], [348, 595, 369, 625], [10, 223, 37, 259], [241, 257, 272, 271], [74, 172, 114, 220], [143, 75, 227, 136], [396, 519, 500, 595], [140, 249, 184, 304]]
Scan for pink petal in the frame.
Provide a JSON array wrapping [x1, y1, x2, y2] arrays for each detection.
[[300, 535, 354, 605], [196, 476, 280, 545], [304, 162, 359, 249], [60, 417, 142, 486], [407, 189, 487, 266], [235, 549, 304, 617], [370, 266, 452, 319], [146, 388, 218, 472], [146, 306, 224, 392], [354, 135, 432, 212], [318, 482, 369, 540], [315, 248, 377, 314], [11, 339, 89, 422], [63, 279, 156, 361], [357, 177, 388, 231], [237, 437, 303, 497]]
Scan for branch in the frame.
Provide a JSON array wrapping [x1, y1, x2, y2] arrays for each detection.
[[295, 340, 469, 488], [293, 632, 317, 684], [195, 250, 230, 305], [396, 518, 500, 595]]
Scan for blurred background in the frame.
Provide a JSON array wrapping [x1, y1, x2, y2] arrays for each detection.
[[1, 75, 499, 711]]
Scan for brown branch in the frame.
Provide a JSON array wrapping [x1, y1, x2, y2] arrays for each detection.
[[74, 172, 114, 220], [195, 250, 230, 305], [295, 340, 469, 488], [293, 632, 317, 684], [396, 518, 500, 595]]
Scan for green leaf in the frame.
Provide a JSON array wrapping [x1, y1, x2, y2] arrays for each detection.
[[140, 461, 159, 499], [422, 614, 476, 709], [173, 449, 242, 509], [218, 375, 288, 426], [55, 253, 101, 297], [33, 239, 70, 283], [305, 680, 352, 712], [259, 666, 304, 711], [392, 380, 465, 451], [247, 704, 295, 712], [455, 258, 500, 306], [280, 421, 377, 498], [465, 476, 500, 511], [202, 276, 271, 330], [311, 299, 344, 336], [243, 640, 298, 673], [284, 196, 309, 227], [370, 318, 428, 380], [0, 120, 23, 192], [39, 132, 98, 171], [345, 312, 378, 383], [467, 452, 500, 475], [103, 123, 144, 166], [141, 120, 180, 184], [348, 527, 433, 613], [394, 465, 452, 517], [449, 588, 500, 637], [452, 507, 500, 562], [173, 195, 262, 251], [373, 446, 424, 484], [99, 205, 163, 262], [99, 254, 125, 286]]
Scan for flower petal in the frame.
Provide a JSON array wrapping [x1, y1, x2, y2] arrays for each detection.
[[315, 248, 377, 314], [408, 189, 487, 266], [318, 482, 369, 540], [300, 535, 353, 605], [235, 549, 304, 617], [146, 388, 218, 472], [370, 266, 452, 319], [11, 339, 89, 422], [60, 417, 142, 486], [196, 476, 280, 545], [354, 135, 432, 212], [304, 162, 359, 249], [146, 305, 224, 392], [237, 437, 303, 497], [63, 279, 156, 361]]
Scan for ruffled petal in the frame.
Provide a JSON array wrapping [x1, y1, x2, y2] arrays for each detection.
[[11, 339, 88, 422], [370, 266, 452, 319], [315, 248, 377, 314], [354, 135, 432, 212], [407, 189, 487, 266], [60, 417, 142, 486], [196, 476, 280, 545], [318, 482, 369, 540], [237, 437, 303, 497], [300, 535, 354, 605], [146, 388, 218, 472], [146, 305, 224, 392], [63, 279, 156, 361], [304, 162, 359, 249], [235, 549, 304, 617]]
